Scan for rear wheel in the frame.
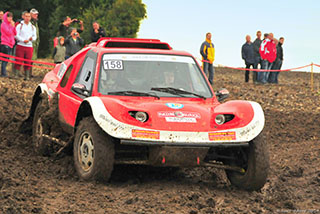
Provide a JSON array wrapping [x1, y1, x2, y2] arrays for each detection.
[[225, 133, 269, 191], [74, 117, 115, 182]]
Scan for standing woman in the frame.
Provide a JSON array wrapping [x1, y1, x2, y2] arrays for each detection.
[[1, 12, 16, 77]]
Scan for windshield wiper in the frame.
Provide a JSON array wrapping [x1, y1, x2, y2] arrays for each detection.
[[151, 87, 206, 99], [108, 90, 160, 99]]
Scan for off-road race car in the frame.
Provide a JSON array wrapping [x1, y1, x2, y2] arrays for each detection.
[[23, 38, 269, 191]]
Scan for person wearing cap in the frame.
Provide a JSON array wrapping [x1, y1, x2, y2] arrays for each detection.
[[30, 8, 40, 77]]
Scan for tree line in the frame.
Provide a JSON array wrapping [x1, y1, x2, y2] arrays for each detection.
[[2, 0, 146, 57]]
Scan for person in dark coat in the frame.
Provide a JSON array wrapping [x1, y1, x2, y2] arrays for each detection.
[[252, 31, 262, 83], [241, 35, 255, 82], [64, 28, 84, 59], [91, 21, 106, 42], [269, 37, 284, 83]]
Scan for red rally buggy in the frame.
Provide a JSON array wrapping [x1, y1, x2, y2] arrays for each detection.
[[24, 38, 269, 191]]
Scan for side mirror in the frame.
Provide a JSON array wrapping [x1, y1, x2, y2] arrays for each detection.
[[71, 83, 90, 97], [215, 88, 229, 102]]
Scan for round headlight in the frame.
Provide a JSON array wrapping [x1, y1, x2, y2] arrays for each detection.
[[215, 114, 225, 125], [135, 112, 148, 122]]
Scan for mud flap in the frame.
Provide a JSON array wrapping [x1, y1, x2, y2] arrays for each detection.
[[148, 146, 209, 167]]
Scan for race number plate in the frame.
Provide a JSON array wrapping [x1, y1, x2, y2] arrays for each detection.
[[103, 60, 123, 70]]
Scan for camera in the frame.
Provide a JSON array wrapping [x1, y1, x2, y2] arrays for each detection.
[[73, 19, 80, 23], [73, 32, 78, 36]]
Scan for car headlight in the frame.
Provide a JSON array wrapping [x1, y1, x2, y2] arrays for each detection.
[[135, 111, 148, 122], [215, 114, 225, 125]]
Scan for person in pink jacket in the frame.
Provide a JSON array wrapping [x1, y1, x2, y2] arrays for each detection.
[[1, 12, 16, 77], [258, 33, 277, 84]]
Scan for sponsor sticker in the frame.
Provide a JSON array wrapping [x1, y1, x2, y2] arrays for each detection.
[[132, 129, 160, 139], [165, 117, 196, 123], [158, 111, 201, 119], [166, 103, 184, 109], [209, 131, 236, 141]]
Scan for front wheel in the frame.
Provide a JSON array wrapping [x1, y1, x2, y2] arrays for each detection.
[[225, 132, 269, 191], [73, 117, 115, 182], [32, 98, 51, 156]]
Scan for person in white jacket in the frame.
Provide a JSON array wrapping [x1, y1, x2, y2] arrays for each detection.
[[14, 12, 37, 80]]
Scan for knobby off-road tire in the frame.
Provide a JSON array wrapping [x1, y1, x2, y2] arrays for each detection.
[[226, 132, 269, 191], [32, 98, 51, 156], [74, 117, 115, 182]]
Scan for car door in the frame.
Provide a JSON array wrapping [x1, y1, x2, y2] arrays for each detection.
[[58, 50, 98, 133]]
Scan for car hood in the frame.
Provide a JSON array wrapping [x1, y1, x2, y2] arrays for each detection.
[[98, 96, 254, 132]]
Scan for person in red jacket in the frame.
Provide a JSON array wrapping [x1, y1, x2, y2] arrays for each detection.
[[1, 12, 16, 77], [258, 33, 277, 84]]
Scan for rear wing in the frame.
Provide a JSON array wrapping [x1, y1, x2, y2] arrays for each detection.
[[96, 37, 172, 50]]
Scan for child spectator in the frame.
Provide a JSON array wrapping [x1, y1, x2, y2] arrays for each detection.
[[53, 36, 66, 63]]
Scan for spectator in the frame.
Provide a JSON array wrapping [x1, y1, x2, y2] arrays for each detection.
[[0, 11, 4, 45], [259, 33, 277, 84], [91, 21, 106, 42], [58, 16, 83, 38], [269, 37, 284, 84], [16, 11, 27, 26], [65, 28, 84, 59], [241, 35, 255, 83], [252, 31, 262, 83], [14, 12, 37, 80], [30, 8, 40, 77], [200, 32, 215, 85], [53, 36, 65, 63], [1, 12, 16, 77]]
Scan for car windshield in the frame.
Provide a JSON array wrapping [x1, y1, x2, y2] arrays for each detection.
[[98, 54, 212, 98]]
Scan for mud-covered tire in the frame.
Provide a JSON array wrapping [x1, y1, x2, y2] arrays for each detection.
[[74, 117, 115, 182], [226, 132, 269, 191], [32, 98, 51, 156]]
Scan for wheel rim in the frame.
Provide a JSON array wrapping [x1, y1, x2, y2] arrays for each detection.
[[35, 117, 43, 146], [78, 132, 94, 172]]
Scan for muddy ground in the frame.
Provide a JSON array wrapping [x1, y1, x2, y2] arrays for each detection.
[[0, 65, 319, 214]]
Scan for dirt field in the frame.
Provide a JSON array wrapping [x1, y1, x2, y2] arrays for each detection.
[[0, 66, 319, 214]]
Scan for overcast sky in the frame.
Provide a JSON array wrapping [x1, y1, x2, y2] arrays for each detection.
[[138, 0, 320, 72]]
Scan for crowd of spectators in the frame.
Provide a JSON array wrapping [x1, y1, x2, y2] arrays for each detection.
[[0, 9, 107, 80], [242, 31, 284, 84]]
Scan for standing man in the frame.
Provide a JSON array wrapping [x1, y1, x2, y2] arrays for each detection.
[[241, 35, 255, 83], [14, 12, 37, 80], [1, 12, 16, 77], [252, 31, 262, 83], [30, 8, 40, 77], [65, 28, 84, 59], [259, 33, 276, 84], [91, 21, 106, 42], [200, 32, 215, 85], [269, 37, 284, 83], [59, 16, 84, 38]]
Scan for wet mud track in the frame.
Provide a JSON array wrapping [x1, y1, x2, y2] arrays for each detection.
[[0, 68, 319, 213]]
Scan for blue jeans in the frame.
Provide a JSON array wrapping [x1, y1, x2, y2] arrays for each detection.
[[258, 60, 273, 83], [1, 45, 12, 77], [203, 62, 214, 85], [269, 59, 282, 83]]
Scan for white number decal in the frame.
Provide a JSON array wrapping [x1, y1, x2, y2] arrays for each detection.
[[103, 60, 123, 70]]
